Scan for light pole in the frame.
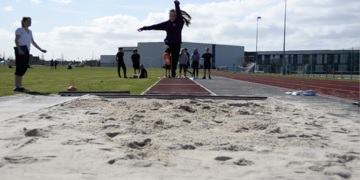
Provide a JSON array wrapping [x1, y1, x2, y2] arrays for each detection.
[[282, 0, 287, 75], [256, 16, 261, 71]]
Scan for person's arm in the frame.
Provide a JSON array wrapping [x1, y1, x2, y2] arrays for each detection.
[[138, 21, 168, 31], [31, 37, 47, 53], [174, 0, 182, 24]]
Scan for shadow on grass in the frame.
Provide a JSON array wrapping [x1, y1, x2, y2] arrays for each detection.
[[25, 91, 51, 96]]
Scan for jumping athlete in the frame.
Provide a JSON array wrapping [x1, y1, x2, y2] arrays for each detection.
[[138, 0, 191, 78]]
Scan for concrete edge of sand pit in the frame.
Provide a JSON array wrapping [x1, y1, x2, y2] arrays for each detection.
[[0, 94, 79, 122]]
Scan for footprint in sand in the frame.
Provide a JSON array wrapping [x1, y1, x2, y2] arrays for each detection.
[[154, 120, 164, 126], [179, 105, 196, 113], [214, 156, 232, 161], [108, 154, 140, 165], [168, 144, 196, 150], [265, 126, 281, 134], [85, 111, 100, 115], [2, 155, 55, 164], [39, 114, 52, 120], [102, 125, 121, 129], [128, 138, 151, 149], [235, 127, 249, 133], [23, 128, 45, 137], [105, 132, 120, 138], [234, 158, 254, 166], [183, 119, 192, 123], [3, 156, 37, 164]]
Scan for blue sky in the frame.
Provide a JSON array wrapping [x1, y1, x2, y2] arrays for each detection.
[[1, 0, 359, 60]]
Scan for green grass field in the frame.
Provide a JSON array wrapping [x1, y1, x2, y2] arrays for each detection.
[[0, 66, 166, 97]]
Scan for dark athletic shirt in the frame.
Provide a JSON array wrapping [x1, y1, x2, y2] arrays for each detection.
[[202, 53, 213, 63], [116, 52, 124, 64], [131, 54, 140, 64]]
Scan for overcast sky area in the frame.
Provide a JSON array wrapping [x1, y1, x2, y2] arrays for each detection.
[[1, 0, 359, 60]]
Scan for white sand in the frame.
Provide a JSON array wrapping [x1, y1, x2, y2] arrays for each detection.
[[0, 95, 359, 180]]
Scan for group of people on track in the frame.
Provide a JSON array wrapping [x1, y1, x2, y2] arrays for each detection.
[[163, 47, 214, 79]]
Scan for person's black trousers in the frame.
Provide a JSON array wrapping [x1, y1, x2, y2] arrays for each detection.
[[168, 43, 181, 78], [117, 62, 127, 78], [192, 61, 199, 77], [14, 46, 30, 76]]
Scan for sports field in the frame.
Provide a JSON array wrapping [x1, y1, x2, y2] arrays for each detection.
[[0, 66, 165, 97]]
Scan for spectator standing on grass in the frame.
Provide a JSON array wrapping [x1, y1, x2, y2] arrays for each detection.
[[131, 49, 141, 75], [54, 60, 58, 69], [116, 47, 127, 78], [201, 47, 213, 79], [191, 48, 200, 79], [13, 17, 47, 92], [138, 0, 191, 78], [50, 59, 54, 69], [178, 48, 188, 78], [164, 48, 171, 78]]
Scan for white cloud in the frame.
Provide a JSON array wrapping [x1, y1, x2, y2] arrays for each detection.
[[31, 0, 41, 4], [51, 0, 72, 4], [11, 21, 21, 26], [0, 28, 13, 39], [1, 6, 14, 12]]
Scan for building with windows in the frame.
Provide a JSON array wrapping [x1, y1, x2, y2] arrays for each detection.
[[245, 49, 360, 74]]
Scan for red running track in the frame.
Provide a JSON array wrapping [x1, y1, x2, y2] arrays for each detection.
[[143, 78, 213, 96], [213, 72, 360, 101]]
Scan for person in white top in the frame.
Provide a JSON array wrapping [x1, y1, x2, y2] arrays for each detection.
[[14, 17, 47, 92]]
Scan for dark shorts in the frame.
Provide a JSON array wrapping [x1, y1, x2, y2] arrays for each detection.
[[192, 61, 199, 68], [14, 46, 30, 76], [133, 61, 140, 69], [204, 61, 211, 69], [165, 65, 171, 70], [179, 64, 187, 71]]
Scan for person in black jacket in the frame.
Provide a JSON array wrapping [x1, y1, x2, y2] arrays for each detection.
[[138, 0, 191, 78], [116, 47, 127, 78], [138, 64, 148, 79], [131, 49, 140, 75]]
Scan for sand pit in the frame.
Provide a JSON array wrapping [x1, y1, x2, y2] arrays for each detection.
[[0, 95, 359, 179]]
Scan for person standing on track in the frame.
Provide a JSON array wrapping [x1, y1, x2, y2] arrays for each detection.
[[163, 48, 171, 78], [191, 48, 200, 79], [14, 17, 47, 92], [138, 0, 191, 78], [116, 47, 127, 78], [184, 48, 192, 77], [201, 47, 213, 79], [178, 48, 189, 78]]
